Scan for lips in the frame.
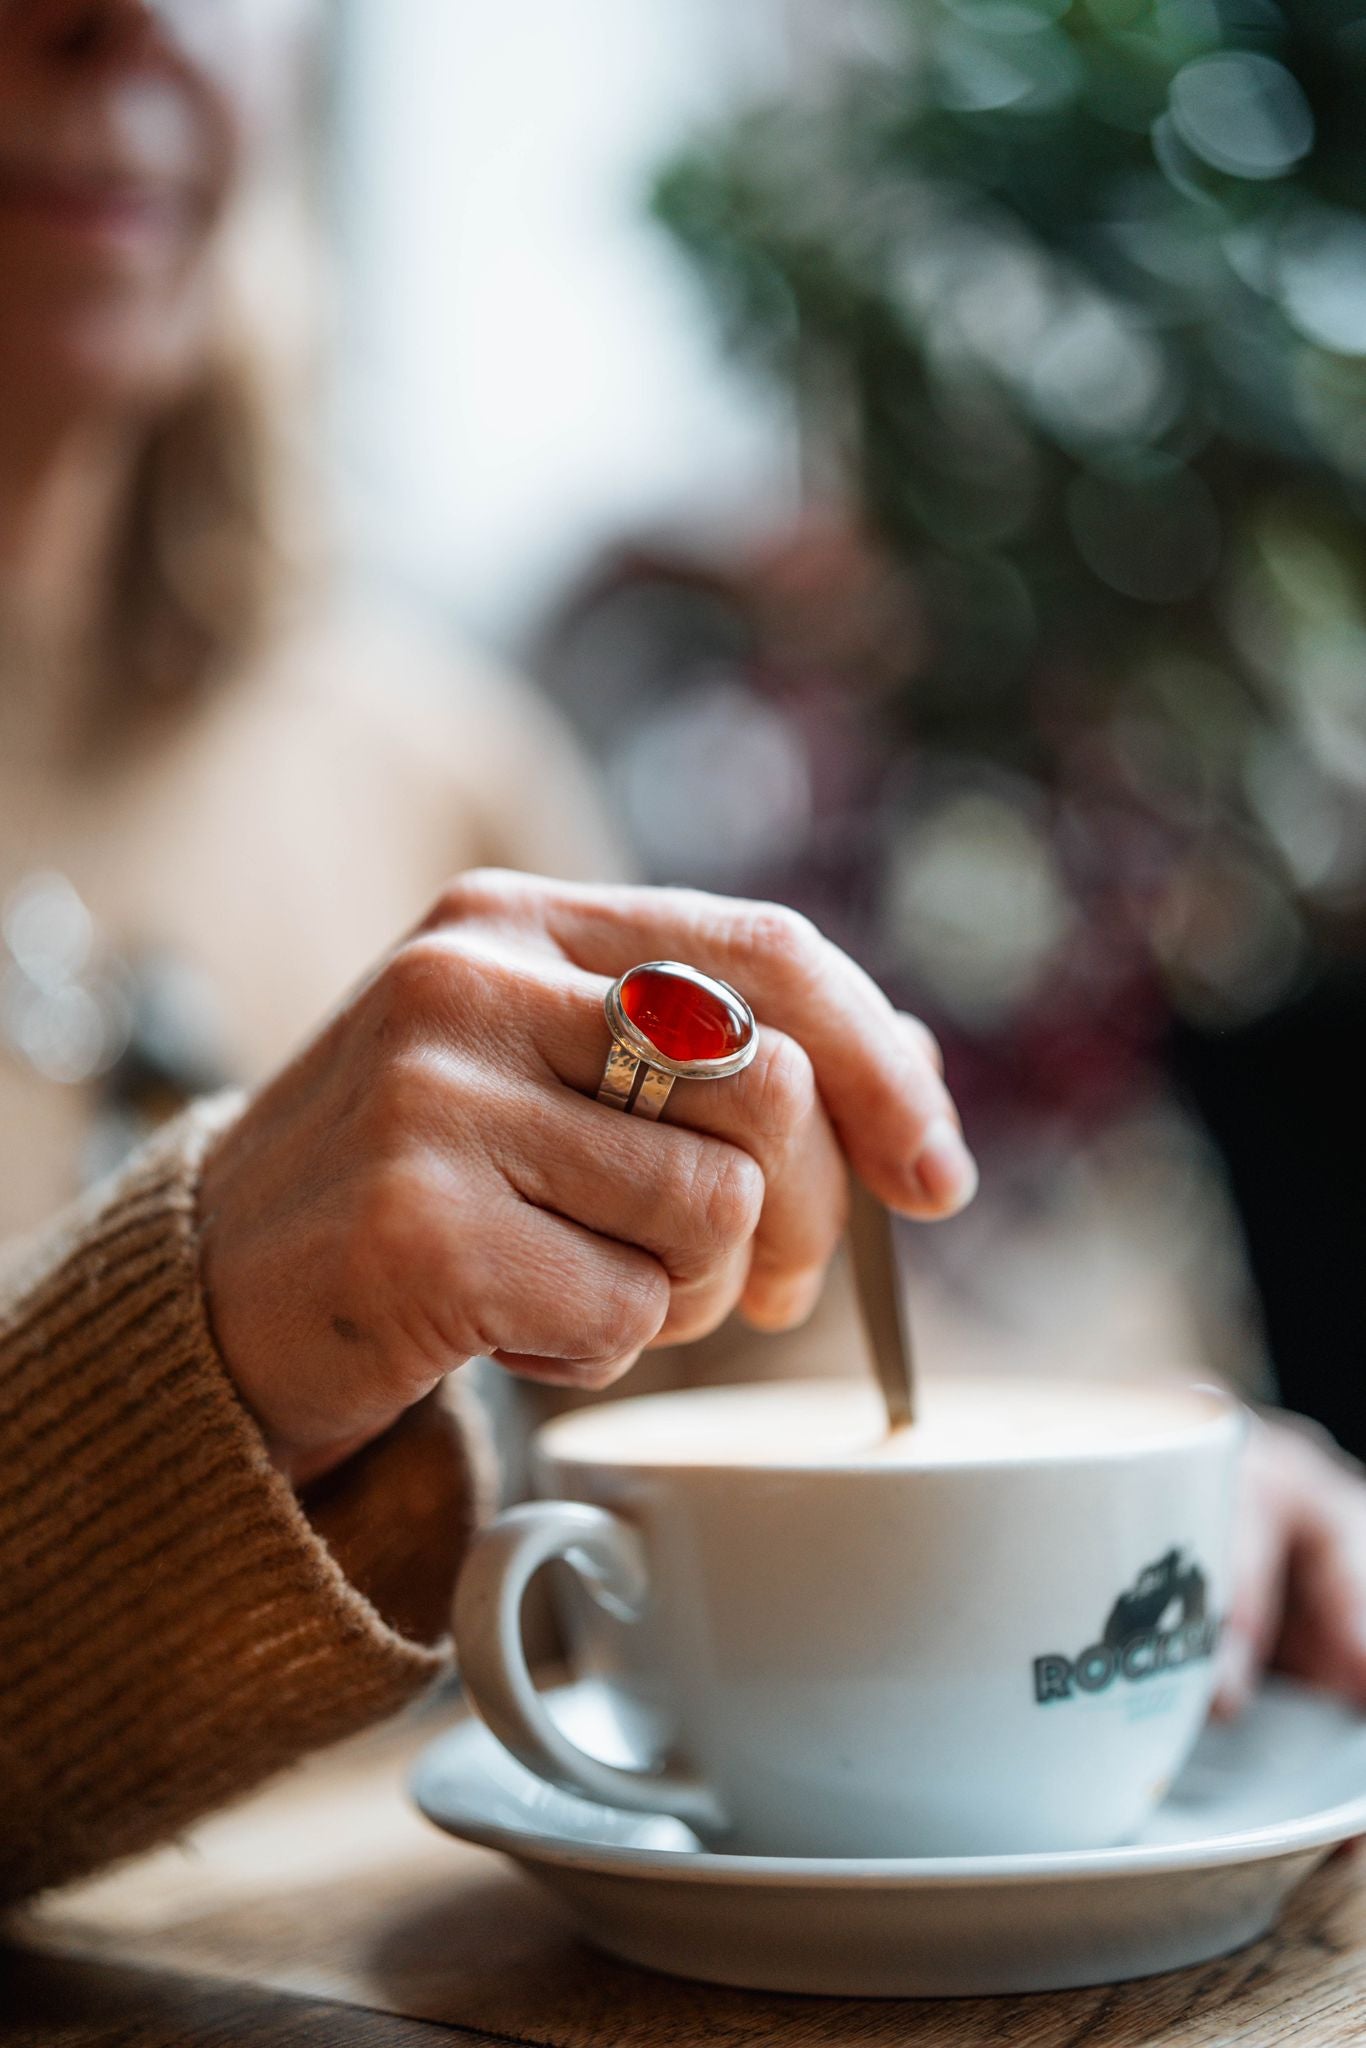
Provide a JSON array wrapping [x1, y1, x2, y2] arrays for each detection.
[[0, 160, 197, 247]]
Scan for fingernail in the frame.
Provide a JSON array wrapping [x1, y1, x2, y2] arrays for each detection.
[[915, 1117, 979, 1212]]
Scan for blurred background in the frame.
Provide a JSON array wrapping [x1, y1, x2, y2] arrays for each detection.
[[322, 0, 1366, 1447]]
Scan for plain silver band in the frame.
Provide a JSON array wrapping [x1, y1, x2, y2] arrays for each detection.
[[596, 1041, 676, 1120]]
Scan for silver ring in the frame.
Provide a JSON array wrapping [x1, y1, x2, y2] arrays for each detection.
[[596, 960, 758, 1120]]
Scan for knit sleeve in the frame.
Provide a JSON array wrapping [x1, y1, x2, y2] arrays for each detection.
[[0, 1097, 493, 1904]]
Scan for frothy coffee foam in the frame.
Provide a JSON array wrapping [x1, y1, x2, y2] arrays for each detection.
[[540, 1375, 1229, 1470]]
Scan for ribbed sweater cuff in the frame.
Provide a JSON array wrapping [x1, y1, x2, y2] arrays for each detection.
[[0, 1096, 467, 1902]]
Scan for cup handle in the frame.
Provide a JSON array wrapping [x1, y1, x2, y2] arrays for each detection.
[[453, 1500, 725, 1830]]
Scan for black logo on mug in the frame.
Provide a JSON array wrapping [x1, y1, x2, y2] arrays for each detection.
[[1033, 1549, 1218, 1704]]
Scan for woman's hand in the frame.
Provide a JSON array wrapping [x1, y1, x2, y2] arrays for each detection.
[[1216, 1411, 1366, 1715], [199, 871, 975, 1485]]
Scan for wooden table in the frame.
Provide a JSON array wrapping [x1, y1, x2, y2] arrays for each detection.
[[5, 1690, 1366, 2047]]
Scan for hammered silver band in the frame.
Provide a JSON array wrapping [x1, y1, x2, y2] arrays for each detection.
[[596, 1042, 678, 1120]]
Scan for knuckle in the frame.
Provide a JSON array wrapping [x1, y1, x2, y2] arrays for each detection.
[[732, 901, 823, 983], [428, 867, 523, 930], [693, 1146, 765, 1254], [597, 1260, 670, 1355], [374, 937, 456, 1030], [748, 1033, 817, 1148], [900, 1010, 944, 1075], [373, 934, 533, 1054]]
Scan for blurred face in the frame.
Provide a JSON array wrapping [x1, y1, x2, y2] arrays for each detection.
[[0, 0, 302, 418]]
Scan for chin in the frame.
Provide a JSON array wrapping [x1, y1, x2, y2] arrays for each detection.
[[0, 290, 211, 419]]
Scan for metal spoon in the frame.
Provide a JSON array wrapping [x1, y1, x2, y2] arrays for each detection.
[[847, 1176, 916, 1432]]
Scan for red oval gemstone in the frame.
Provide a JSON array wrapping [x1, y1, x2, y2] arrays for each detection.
[[620, 965, 749, 1064]]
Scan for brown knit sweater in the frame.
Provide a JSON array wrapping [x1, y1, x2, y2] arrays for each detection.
[[0, 1095, 491, 1905]]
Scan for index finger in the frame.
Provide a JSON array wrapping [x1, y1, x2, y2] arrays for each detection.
[[515, 877, 975, 1217]]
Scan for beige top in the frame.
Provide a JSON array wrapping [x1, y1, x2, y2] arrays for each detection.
[[0, 599, 620, 1239]]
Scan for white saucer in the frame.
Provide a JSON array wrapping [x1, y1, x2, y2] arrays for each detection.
[[411, 1677, 1366, 1997]]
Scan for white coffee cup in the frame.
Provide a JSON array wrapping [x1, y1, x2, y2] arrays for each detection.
[[453, 1374, 1244, 1857]]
